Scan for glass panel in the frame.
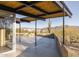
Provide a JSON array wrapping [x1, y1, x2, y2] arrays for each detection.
[[5, 16, 14, 49], [0, 12, 14, 53]]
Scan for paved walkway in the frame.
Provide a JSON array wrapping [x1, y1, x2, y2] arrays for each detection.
[[17, 36, 61, 57], [1, 36, 61, 57]]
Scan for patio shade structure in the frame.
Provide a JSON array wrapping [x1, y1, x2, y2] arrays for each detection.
[[0, 1, 72, 19], [0, 1, 72, 46]]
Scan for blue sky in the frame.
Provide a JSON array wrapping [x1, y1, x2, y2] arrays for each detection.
[[16, 1, 79, 28]]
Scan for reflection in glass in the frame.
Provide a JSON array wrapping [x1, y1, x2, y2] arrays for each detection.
[[0, 14, 14, 53]]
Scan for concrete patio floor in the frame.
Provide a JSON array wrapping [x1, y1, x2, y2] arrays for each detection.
[[0, 46, 11, 53], [1, 36, 61, 57]]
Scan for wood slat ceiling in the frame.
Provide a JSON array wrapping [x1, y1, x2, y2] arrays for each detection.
[[0, 1, 72, 22], [34, 1, 62, 13], [19, 6, 45, 15]]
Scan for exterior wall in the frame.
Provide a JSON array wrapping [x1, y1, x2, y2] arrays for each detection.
[[56, 36, 68, 57], [56, 36, 79, 57], [12, 15, 16, 50]]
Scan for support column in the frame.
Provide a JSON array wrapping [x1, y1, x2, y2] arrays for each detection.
[[19, 21, 21, 44], [35, 20, 37, 46], [48, 18, 51, 34], [63, 4, 65, 44], [12, 16, 16, 50]]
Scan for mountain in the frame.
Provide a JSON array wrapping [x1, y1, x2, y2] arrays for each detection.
[[16, 25, 79, 33]]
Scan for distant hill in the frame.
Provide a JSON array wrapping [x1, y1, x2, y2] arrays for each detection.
[[52, 25, 79, 30], [16, 25, 79, 33]]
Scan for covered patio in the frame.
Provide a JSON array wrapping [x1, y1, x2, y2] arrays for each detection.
[[0, 1, 72, 57]]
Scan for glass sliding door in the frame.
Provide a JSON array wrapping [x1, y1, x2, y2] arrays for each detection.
[[5, 16, 14, 49]]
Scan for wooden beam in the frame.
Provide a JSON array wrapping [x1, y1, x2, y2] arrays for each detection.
[[19, 1, 49, 14], [27, 1, 41, 4], [15, 5, 26, 10], [20, 19, 31, 22], [38, 10, 62, 16], [19, 1, 41, 6]]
